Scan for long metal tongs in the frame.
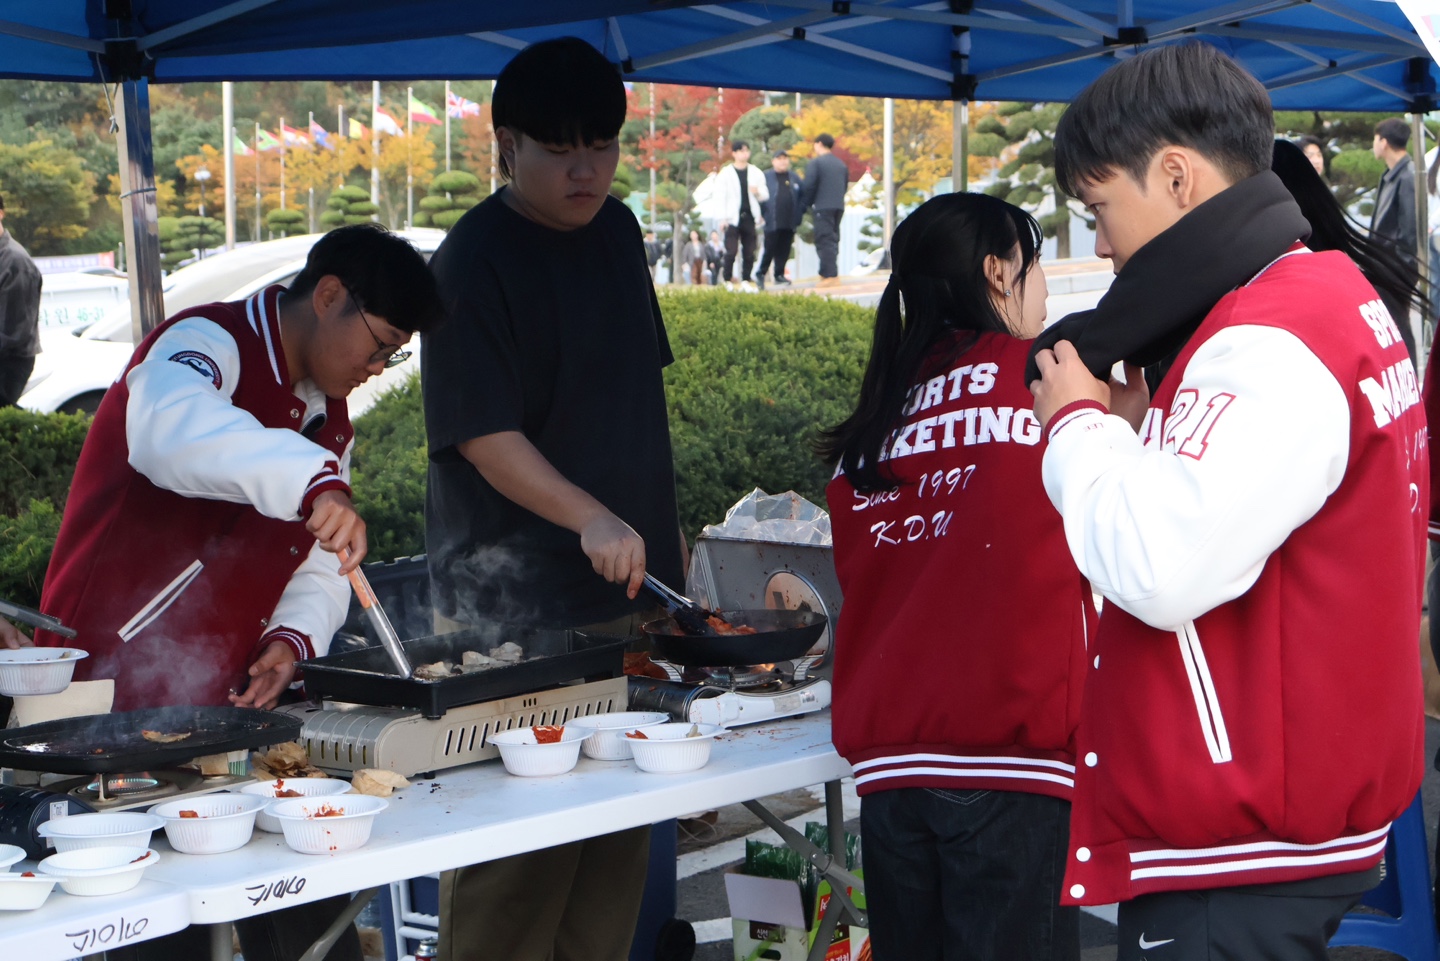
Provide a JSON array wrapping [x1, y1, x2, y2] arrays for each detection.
[[338, 550, 413, 678], [641, 573, 716, 636], [0, 598, 78, 639]]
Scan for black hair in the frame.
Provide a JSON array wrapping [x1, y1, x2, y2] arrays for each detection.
[[491, 37, 626, 181], [815, 133, 835, 149], [817, 193, 1042, 492], [1375, 118, 1410, 151], [731, 140, 748, 152], [1272, 138, 1428, 321], [282, 223, 444, 334], [0, 194, 5, 210], [1297, 135, 1327, 174], [1055, 42, 1272, 197]]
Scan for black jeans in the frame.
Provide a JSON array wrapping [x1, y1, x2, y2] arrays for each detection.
[[758, 229, 795, 282], [861, 787, 1078, 961], [0, 354, 35, 407], [1116, 884, 1363, 960], [723, 221, 757, 282], [813, 208, 843, 278]]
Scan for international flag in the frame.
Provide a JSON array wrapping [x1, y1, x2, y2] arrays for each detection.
[[309, 120, 333, 149], [255, 128, 282, 152], [373, 107, 403, 136], [348, 118, 368, 139], [281, 124, 309, 147], [233, 134, 253, 156], [447, 90, 481, 118], [409, 94, 442, 126]]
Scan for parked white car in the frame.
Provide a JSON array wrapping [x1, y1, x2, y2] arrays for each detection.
[[19, 230, 444, 416]]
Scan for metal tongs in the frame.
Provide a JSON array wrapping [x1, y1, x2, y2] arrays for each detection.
[[0, 597, 78, 639], [641, 573, 716, 636], [339, 550, 413, 678]]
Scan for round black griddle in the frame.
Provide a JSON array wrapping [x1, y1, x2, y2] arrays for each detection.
[[0, 705, 301, 775], [642, 610, 827, 667]]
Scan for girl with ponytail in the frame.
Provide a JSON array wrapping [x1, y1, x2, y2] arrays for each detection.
[[821, 193, 1092, 961]]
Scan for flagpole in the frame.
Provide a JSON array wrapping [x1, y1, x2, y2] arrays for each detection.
[[371, 81, 381, 220], [223, 82, 235, 250], [490, 79, 498, 194], [406, 87, 414, 230], [279, 116, 287, 212], [445, 81, 452, 173], [308, 111, 316, 233], [254, 122, 262, 242]]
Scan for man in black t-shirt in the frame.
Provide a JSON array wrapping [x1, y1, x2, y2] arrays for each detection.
[[421, 37, 684, 961]]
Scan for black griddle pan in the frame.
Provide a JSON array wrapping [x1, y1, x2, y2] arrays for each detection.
[[300, 625, 627, 719], [0, 706, 301, 775], [643, 610, 828, 667]]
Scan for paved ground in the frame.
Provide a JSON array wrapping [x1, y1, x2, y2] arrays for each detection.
[[673, 719, 1440, 961]]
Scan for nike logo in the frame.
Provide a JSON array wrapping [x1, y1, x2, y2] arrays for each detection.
[[1138, 934, 1175, 950]]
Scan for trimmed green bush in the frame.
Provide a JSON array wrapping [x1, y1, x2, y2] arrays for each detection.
[[412, 168, 484, 230], [0, 500, 62, 609], [349, 373, 428, 562], [0, 406, 90, 518]]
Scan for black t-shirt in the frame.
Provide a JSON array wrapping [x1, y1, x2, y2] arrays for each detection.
[[736, 166, 754, 226], [422, 192, 683, 629]]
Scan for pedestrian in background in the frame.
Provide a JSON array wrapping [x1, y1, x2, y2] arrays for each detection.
[[705, 230, 724, 285], [0, 194, 42, 408], [643, 230, 663, 283], [681, 229, 706, 286], [714, 140, 768, 289], [1370, 118, 1417, 266], [802, 133, 850, 288], [757, 149, 803, 289]]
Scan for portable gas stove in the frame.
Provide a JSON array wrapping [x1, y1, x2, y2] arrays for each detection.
[[42, 767, 253, 810], [628, 665, 832, 728]]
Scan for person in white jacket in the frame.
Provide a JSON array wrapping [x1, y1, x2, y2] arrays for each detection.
[[714, 140, 768, 287]]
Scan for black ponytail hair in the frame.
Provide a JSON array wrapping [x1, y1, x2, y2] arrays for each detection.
[[816, 192, 1043, 493]]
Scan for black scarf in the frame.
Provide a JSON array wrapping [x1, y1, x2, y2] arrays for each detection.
[[1023, 171, 1311, 386]]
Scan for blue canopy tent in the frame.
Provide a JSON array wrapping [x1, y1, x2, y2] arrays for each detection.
[[0, 0, 1433, 329]]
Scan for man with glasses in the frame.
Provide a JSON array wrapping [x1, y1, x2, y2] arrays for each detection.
[[33, 223, 443, 711], [24, 223, 442, 961]]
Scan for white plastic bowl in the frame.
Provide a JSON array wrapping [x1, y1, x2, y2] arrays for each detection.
[[149, 795, 265, 854], [570, 712, 671, 761], [0, 844, 24, 871], [239, 779, 352, 833], [37, 812, 165, 853], [0, 647, 88, 696], [267, 796, 387, 855], [626, 722, 724, 774], [37, 847, 158, 896], [0, 873, 59, 910], [489, 726, 592, 777]]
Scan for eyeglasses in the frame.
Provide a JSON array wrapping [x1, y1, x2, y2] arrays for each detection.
[[348, 290, 411, 369]]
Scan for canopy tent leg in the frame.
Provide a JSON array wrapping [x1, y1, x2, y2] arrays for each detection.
[[117, 78, 164, 341]]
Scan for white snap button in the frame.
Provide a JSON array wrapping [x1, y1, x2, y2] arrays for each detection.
[[1076, 847, 1091, 862], [335, 434, 344, 443], [1084, 752, 1098, 767], [290, 409, 300, 419], [1070, 884, 1085, 899], [1093, 655, 1100, 669], [260, 618, 269, 627], [290, 546, 299, 555]]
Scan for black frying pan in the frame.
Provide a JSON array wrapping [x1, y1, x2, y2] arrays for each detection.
[[642, 610, 827, 667], [0, 705, 301, 775]]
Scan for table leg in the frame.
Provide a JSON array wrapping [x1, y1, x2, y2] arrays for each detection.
[[296, 887, 381, 961], [209, 921, 233, 961], [739, 777, 867, 961]]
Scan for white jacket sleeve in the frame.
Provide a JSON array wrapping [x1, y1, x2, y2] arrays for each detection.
[[125, 317, 346, 521], [1041, 325, 1351, 629], [265, 443, 354, 659]]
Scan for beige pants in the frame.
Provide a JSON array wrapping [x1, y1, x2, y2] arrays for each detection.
[[437, 826, 652, 961]]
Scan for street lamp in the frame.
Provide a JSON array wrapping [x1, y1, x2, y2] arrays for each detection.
[[194, 168, 212, 260]]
